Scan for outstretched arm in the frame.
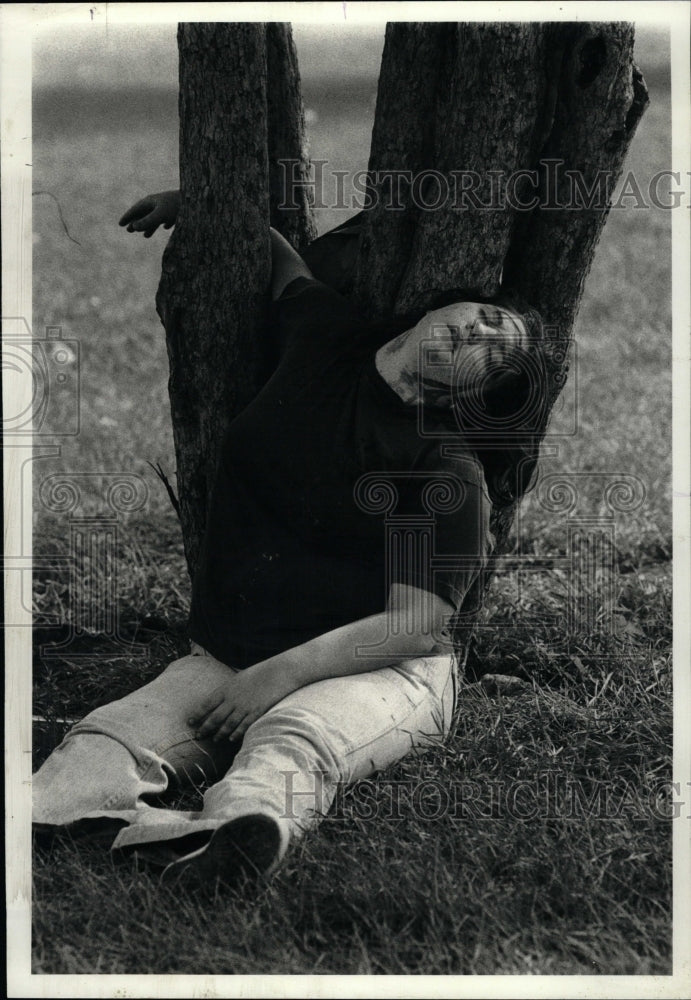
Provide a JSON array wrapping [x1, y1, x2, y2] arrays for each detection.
[[119, 190, 180, 238], [119, 196, 312, 296], [188, 584, 454, 743]]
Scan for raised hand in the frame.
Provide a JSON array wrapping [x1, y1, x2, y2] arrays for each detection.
[[118, 190, 180, 238]]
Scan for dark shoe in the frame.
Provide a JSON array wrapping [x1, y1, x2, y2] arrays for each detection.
[[161, 813, 287, 890]]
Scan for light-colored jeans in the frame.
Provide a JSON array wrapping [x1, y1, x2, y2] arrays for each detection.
[[33, 643, 457, 866]]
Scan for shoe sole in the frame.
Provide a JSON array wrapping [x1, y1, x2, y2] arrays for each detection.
[[162, 813, 282, 889]]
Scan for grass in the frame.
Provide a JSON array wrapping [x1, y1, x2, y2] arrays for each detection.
[[29, 27, 673, 978], [33, 642, 672, 974]]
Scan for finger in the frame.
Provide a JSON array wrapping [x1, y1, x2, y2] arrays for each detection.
[[213, 710, 249, 743], [128, 215, 158, 234], [196, 703, 232, 739], [226, 713, 256, 743], [188, 688, 225, 727], [118, 199, 153, 226], [142, 216, 164, 237], [197, 698, 241, 739]]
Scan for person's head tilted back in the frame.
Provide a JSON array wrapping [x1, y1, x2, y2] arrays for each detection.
[[375, 291, 548, 505]]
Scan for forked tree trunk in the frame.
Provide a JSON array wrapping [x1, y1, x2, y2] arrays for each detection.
[[350, 22, 648, 617], [156, 22, 314, 573], [266, 22, 318, 251], [157, 21, 648, 631]]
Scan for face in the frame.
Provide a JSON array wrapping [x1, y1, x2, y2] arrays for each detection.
[[377, 300, 531, 409], [409, 301, 528, 406], [420, 301, 528, 372]]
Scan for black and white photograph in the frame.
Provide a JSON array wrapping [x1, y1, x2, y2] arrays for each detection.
[[3, 0, 690, 994]]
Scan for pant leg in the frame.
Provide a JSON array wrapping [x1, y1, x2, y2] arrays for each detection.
[[111, 651, 457, 858], [33, 648, 239, 833]]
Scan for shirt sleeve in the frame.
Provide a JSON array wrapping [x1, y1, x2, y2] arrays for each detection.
[[389, 445, 494, 612], [271, 276, 366, 355]]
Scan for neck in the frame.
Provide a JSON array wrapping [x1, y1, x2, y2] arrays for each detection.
[[374, 351, 421, 404], [375, 329, 455, 409]]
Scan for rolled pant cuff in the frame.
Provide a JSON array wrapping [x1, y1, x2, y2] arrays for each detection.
[[111, 805, 290, 862], [112, 816, 220, 852]]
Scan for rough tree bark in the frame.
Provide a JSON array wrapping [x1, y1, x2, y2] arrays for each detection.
[[349, 22, 648, 626], [353, 23, 552, 315], [156, 22, 314, 573], [266, 22, 318, 252], [157, 21, 648, 643]]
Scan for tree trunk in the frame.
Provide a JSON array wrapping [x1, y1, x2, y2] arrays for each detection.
[[349, 21, 648, 637], [158, 20, 648, 626], [353, 23, 552, 316], [156, 22, 314, 575], [266, 23, 318, 251]]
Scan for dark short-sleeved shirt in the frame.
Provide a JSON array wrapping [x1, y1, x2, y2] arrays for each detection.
[[189, 277, 494, 670]]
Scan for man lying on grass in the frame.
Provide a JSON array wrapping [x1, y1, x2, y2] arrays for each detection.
[[33, 191, 548, 888]]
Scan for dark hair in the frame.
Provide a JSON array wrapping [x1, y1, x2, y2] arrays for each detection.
[[463, 289, 548, 507], [370, 287, 550, 508]]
